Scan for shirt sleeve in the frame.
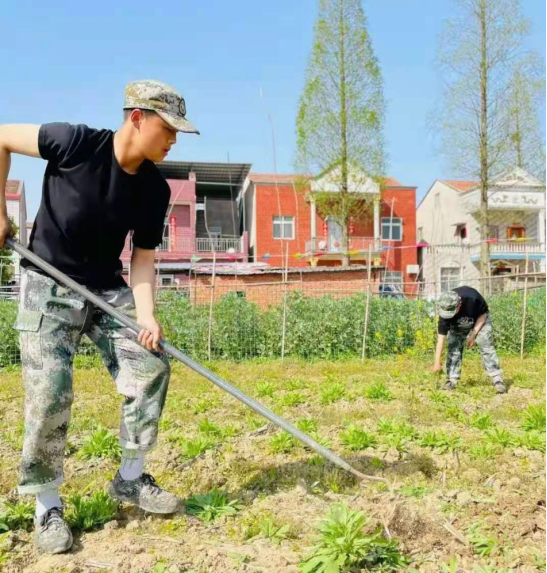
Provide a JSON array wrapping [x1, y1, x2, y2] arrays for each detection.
[[438, 317, 449, 335], [132, 176, 171, 250], [38, 123, 93, 165]]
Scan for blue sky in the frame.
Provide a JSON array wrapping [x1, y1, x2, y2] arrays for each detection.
[[2, 0, 545, 219]]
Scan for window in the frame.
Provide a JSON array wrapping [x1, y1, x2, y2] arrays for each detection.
[[455, 224, 467, 240], [160, 275, 175, 287], [381, 217, 402, 241], [161, 218, 170, 251], [417, 226, 424, 242], [440, 267, 460, 292], [507, 225, 525, 239], [383, 271, 403, 286], [273, 216, 294, 239]]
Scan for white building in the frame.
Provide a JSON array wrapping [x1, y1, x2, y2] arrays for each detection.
[[417, 166, 546, 294], [4, 179, 28, 281]]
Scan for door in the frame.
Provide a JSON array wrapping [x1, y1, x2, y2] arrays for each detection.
[[507, 226, 525, 239], [328, 219, 343, 252]]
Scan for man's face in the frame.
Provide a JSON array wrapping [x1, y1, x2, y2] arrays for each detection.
[[131, 110, 178, 162]]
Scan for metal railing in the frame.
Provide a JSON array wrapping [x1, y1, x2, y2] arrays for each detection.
[[427, 241, 545, 256], [159, 236, 244, 253], [305, 236, 380, 254]]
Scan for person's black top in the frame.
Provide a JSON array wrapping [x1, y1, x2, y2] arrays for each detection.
[[22, 123, 170, 289], [438, 286, 489, 335]]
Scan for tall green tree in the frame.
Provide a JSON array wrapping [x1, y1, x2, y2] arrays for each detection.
[[505, 54, 545, 180], [434, 0, 541, 282], [296, 0, 386, 266]]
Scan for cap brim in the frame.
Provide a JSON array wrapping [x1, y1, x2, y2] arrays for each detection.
[[157, 111, 200, 135], [439, 308, 458, 320]]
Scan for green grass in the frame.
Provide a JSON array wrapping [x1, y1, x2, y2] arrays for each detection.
[[0, 500, 34, 532], [419, 430, 463, 453], [269, 432, 296, 454]]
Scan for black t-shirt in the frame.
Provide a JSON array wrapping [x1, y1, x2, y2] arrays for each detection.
[[438, 286, 489, 335], [22, 123, 170, 289]]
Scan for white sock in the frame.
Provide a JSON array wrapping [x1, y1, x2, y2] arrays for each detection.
[[35, 487, 62, 518], [119, 449, 146, 481]]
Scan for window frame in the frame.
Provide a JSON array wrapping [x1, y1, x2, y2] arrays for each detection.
[[273, 215, 295, 240], [381, 217, 403, 241], [440, 266, 460, 293]]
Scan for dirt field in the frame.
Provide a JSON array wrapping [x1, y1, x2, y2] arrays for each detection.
[[0, 355, 545, 573]]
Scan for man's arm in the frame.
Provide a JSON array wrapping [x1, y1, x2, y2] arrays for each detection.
[[433, 334, 446, 373], [130, 246, 162, 351], [0, 125, 42, 247], [467, 313, 488, 348]]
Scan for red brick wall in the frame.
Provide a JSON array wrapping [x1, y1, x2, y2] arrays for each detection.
[[381, 188, 417, 292], [255, 183, 311, 267], [190, 269, 380, 307]]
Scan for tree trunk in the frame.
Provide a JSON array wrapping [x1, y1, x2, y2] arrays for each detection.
[[339, 0, 350, 267], [479, 0, 490, 290]]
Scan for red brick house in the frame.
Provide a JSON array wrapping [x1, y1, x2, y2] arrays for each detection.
[[242, 172, 418, 292], [119, 161, 418, 293]]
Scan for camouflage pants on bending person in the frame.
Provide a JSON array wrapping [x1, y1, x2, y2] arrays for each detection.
[[446, 315, 502, 383], [15, 270, 170, 494]]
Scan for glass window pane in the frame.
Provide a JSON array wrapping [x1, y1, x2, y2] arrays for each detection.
[[273, 223, 281, 238]]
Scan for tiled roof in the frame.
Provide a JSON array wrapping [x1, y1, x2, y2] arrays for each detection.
[[249, 174, 407, 187], [248, 173, 307, 184], [441, 180, 478, 192], [5, 180, 22, 198]]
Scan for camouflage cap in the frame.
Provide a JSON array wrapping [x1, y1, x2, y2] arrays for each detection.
[[124, 80, 199, 135], [438, 290, 461, 319]]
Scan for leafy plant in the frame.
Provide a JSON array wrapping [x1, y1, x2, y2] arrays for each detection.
[[400, 485, 428, 498], [321, 383, 346, 405], [484, 428, 518, 448], [376, 418, 418, 440], [197, 418, 224, 437], [270, 432, 296, 454], [469, 412, 494, 430], [77, 427, 122, 460], [469, 442, 501, 459], [299, 504, 407, 573], [520, 403, 546, 432], [179, 436, 216, 459], [65, 491, 118, 531], [193, 397, 217, 414], [0, 500, 34, 531], [364, 381, 393, 402], [467, 523, 497, 557], [339, 426, 377, 451], [184, 489, 242, 522], [419, 430, 462, 453], [259, 517, 291, 544], [281, 392, 307, 408], [297, 418, 319, 433], [257, 381, 275, 398], [518, 431, 546, 453]]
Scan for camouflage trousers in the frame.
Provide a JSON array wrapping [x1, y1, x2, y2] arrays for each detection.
[[15, 270, 170, 494], [446, 316, 502, 382]]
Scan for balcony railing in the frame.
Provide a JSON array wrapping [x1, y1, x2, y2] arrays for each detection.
[[158, 236, 245, 253], [305, 236, 380, 254], [425, 241, 544, 256]]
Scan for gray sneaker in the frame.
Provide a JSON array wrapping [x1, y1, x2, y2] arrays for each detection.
[[34, 507, 73, 554], [108, 471, 180, 514], [443, 379, 458, 390], [493, 377, 507, 394]]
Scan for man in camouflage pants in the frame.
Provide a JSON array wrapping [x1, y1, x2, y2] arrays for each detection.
[[0, 80, 199, 554], [432, 286, 506, 394]]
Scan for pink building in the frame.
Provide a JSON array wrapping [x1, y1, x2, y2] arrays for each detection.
[[120, 161, 251, 287]]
